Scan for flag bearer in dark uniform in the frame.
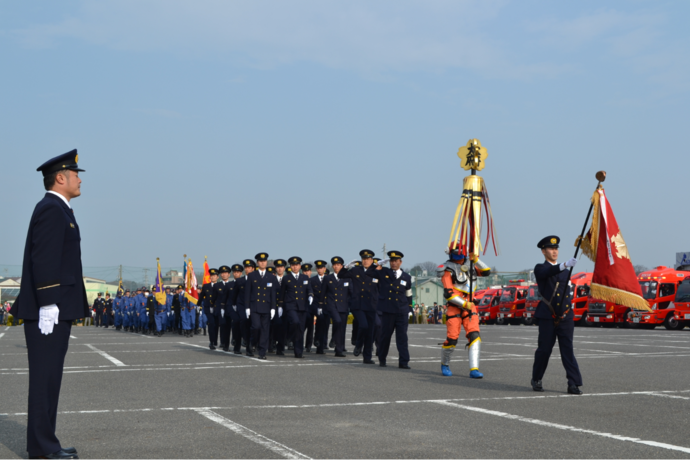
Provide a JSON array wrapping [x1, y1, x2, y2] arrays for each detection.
[[319, 257, 353, 357], [339, 250, 379, 364], [281, 257, 314, 358], [245, 253, 277, 360], [12, 150, 88, 459], [146, 289, 156, 335], [104, 293, 113, 328], [94, 293, 105, 327], [367, 251, 413, 369], [217, 265, 235, 352], [311, 260, 328, 354], [302, 263, 315, 352], [233, 259, 255, 355], [532, 236, 583, 394], [198, 268, 220, 349]]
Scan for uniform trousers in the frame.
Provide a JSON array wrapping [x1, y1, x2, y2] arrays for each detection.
[[198, 311, 207, 329], [155, 311, 167, 332], [286, 310, 307, 356], [219, 313, 232, 347], [95, 310, 103, 327], [269, 314, 286, 352], [114, 311, 122, 328], [532, 319, 582, 387], [330, 311, 349, 354], [251, 312, 271, 357], [181, 308, 194, 330], [374, 312, 382, 350], [206, 312, 219, 345], [314, 312, 330, 351], [352, 310, 376, 361], [123, 311, 131, 328], [351, 316, 359, 345], [303, 313, 315, 350], [378, 311, 410, 366], [24, 320, 71, 457]]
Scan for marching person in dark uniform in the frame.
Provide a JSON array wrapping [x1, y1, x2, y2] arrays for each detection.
[[172, 285, 182, 335], [281, 257, 314, 358], [232, 259, 255, 355], [245, 253, 277, 360], [11, 150, 88, 459], [198, 268, 220, 349], [301, 263, 315, 352], [103, 293, 113, 328], [319, 257, 353, 357], [217, 265, 234, 351], [311, 260, 329, 354], [146, 289, 156, 335], [94, 293, 105, 327], [269, 259, 288, 355], [532, 236, 583, 394], [367, 251, 414, 369], [339, 250, 379, 364]]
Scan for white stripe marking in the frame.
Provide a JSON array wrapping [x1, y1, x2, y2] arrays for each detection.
[[434, 401, 690, 454], [70, 335, 77, 339], [85, 344, 126, 367], [181, 342, 269, 363], [0, 333, 4, 339], [194, 409, 311, 459], [648, 392, 690, 400]]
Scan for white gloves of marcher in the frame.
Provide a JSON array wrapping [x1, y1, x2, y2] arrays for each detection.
[[210, 307, 214, 314], [378, 258, 390, 266], [408, 312, 412, 318], [233, 305, 237, 312], [270, 309, 275, 320], [561, 258, 578, 271], [309, 296, 313, 305], [345, 259, 359, 269], [39, 305, 59, 335], [221, 309, 225, 317], [246, 308, 250, 318], [278, 307, 283, 318], [317, 308, 323, 315]]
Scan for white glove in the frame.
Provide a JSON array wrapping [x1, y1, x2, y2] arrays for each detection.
[[246, 308, 250, 318], [278, 307, 283, 317], [408, 312, 412, 318], [146, 312, 149, 317], [561, 258, 578, 270], [378, 258, 390, 266], [345, 259, 359, 269], [309, 296, 313, 305], [39, 305, 59, 335], [233, 305, 237, 312], [317, 308, 323, 315], [270, 309, 275, 320], [221, 308, 225, 317], [210, 307, 214, 314]]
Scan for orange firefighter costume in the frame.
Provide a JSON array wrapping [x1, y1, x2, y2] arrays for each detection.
[[440, 248, 491, 378]]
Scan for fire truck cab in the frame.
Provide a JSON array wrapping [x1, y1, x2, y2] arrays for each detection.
[[629, 266, 690, 330], [570, 272, 593, 326], [497, 280, 531, 325], [523, 284, 542, 326], [477, 287, 502, 325], [673, 279, 690, 327]]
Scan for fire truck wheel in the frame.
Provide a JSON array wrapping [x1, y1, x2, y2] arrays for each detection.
[[664, 314, 684, 331], [523, 317, 534, 326], [495, 317, 507, 325]]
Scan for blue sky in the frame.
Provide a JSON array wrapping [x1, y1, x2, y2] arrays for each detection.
[[1, 0, 688, 274]]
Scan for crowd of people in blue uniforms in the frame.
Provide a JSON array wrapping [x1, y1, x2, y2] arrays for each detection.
[[100, 249, 415, 368]]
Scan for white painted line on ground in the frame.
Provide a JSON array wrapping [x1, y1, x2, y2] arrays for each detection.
[[181, 342, 269, 363], [85, 344, 127, 367], [0, 333, 4, 339], [649, 392, 690, 400], [70, 335, 77, 339], [194, 409, 311, 459], [433, 400, 690, 454]]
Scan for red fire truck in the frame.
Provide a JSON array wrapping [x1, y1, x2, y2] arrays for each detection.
[[523, 284, 542, 326], [673, 279, 690, 327], [570, 272, 593, 326], [626, 266, 690, 329], [477, 287, 502, 325], [497, 280, 531, 325]]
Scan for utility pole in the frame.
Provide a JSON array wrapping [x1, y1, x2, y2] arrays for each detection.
[[143, 268, 150, 288], [382, 243, 386, 257]]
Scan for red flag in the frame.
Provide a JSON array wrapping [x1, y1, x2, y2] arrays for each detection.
[[581, 188, 650, 311], [184, 259, 199, 303], [203, 258, 211, 285]]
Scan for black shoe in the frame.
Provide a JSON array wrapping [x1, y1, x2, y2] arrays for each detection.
[[295, 354, 303, 358], [363, 360, 375, 364], [379, 362, 387, 367], [246, 351, 254, 357], [203, 329, 207, 336], [329, 340, 335, 348], [334, 352, 346, 357], [314, 340, 320, 348], [567, 385, 583, 395], [30, 449, 78, 459], [531, 379, 544, 392], [233, 350, 242, 354], [315, 349, 325, 355], [61, 448, 78, 455], [242, 340, 247, 347], [209, 344, 216, 350], [258, 356, 267, 360], [305, 347, 312, 353], [222, 346, 229, 352], [276, 350, 285, 356], [399, 364, 411, 369], [353, 346, 362, 357]]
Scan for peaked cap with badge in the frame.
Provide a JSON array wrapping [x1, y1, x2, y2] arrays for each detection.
[[359, 249, 375, 259], [537, 236, 560, 249], [36, 149, 85, 176]]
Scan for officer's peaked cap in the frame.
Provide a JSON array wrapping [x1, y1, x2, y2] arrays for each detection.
[[388, 250, 404, 259], [209, 268, 219, 276], [538, 235, 560, 249], [274, 259, 287, 267], [231, 264, 243, 272], [218, 265, 231, 273], [359, 249, 375, 258], [243, 259, 256, 268], [301, 263, 312, 271], [255, 252, 269, 261], [288, 256, 302, 265], [331, 256, 344, 265], [314, 260, 327, 268], [37, 149, 85, 177]]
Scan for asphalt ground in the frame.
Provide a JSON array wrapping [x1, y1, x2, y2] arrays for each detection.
[[2, 322, 690, 459]]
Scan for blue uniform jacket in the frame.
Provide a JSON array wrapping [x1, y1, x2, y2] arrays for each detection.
[[198, 282, 221, 319], [12, 193, 89, 320], [113, 296, 124, 313], [231, 276, 250, 320], [244, 271, 278, 314], [309, 276, 325, 315], [366, 266, 413, 315], [319, 273, 353, 315], [280, 273, 313, 312], [338, 266, 378, 312], [534, 261, 573, 321]]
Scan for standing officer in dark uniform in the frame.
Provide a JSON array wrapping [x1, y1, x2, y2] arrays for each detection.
[[244, 253, 277, 360], [339, 250, 379, 364], [12, 150, 88, 459], [301, 263, 315, 352], [269, 259, 288, 355], [532, 236, 583, 394], [217, 265, 234, 351], [319, 257, 353, 357], [198, 268, 221, 349], [94, 293, 105, 327], [310, 260, 328, 354], [232, 260, 255, 355], [104, 293, 113, 328], [172, 285, 183, 335], [281, 257, 314, 358], [367, 251, 413, 369]]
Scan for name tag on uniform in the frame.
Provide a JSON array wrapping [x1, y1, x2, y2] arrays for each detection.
[[344, 282, 349, 286], [401, 280, 407, 286], [267, 283, 273, 287], [372, 279, 378, 283], [303, 281, 308, 285]]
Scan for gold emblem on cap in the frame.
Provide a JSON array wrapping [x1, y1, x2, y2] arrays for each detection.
[[75, 154, 79, 163], [550, 238, 557, 244]]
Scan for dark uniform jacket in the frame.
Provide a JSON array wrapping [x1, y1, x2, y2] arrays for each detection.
[[534, 261, 573, 321], [12, 193, 89, 320], [172, 294, 181, 314], [217, 280, 236, 310], [104, 298, 113, 314], [146, 296, 156, 325], [198, 282, 220, 318], [319, 273, 353, 314], [339, 266, 378, 312], [366, 266, 413, 315], [244, 270, 278, 314], [94, 297, 105, 313], [280, 273, 313, 312], [309, 276, 326, 315]]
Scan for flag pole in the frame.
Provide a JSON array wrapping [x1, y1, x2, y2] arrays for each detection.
[[469, 167, 476, 304]]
